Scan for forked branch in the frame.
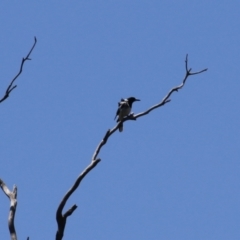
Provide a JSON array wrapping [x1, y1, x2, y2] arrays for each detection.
[[56, 159, 101, 240], [56, 55, 207, 239], [0, 178, 18, 240], [0, 37, 37, 103], [133, 54, 207, 118]]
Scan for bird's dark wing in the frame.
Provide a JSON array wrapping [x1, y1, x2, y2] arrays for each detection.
[[114, 107, 120, 120], [114, 101, 129, 121]]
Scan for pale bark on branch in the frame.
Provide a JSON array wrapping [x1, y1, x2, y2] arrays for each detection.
[[0, 178, 18, 240], [56, 55, 207, 239], [0, 37, 37, 104]]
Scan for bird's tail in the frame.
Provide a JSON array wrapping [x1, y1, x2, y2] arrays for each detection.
[[119, 122, 123, 132]]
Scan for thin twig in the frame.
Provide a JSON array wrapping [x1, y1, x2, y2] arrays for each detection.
[[0, 178, 18, 240], [0, 37, 37, 103]]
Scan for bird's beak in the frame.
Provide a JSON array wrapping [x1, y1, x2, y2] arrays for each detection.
[[135, 99, 140, 101]]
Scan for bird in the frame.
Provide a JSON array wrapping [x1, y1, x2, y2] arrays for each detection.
[[114, 97, 140, 132]]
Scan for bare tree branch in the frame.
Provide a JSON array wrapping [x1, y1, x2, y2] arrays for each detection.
[[93, 54, 208, 160], [0, 178, 18, 240], [132, 54, 207, 119], [56, 159, 101, 240], [56, 55, 207, 239], [0, 37, 37, 104]]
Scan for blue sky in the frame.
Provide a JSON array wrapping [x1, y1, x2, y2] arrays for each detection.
[[0, 1, 239, 239]]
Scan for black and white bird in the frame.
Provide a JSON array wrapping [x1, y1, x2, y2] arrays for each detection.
[[114, 97, 140, 132]]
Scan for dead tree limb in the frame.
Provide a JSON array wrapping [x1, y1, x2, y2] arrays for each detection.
[[56, 159, 101, 240], [0, 37, 37, 104], [93, 54, 208, 160], [132, 54, 207, 119], [56, 55, 207, 239], [0, 178, 18, 240]]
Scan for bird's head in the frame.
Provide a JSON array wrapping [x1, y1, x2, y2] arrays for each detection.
[[127, 97, 140, 104]]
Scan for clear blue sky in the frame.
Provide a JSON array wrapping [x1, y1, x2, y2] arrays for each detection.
[[1, 1, 239, 239]]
